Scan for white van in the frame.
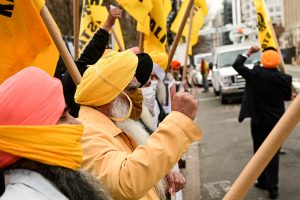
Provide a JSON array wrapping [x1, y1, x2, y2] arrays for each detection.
[[212, 44, 261, 104]]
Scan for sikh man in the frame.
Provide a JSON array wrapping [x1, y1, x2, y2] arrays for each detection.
[[0, 67, 110, 200], [75, 50, 202, 200], [232, 45, 293, 199]]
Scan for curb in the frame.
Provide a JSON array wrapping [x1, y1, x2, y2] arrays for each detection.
[[182, 141, 202, 200]]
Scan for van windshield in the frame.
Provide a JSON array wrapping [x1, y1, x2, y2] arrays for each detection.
[[219, 49, 261, 68]]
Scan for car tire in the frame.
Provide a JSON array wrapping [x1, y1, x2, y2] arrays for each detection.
[[214, 87, 219, 96], [219, 89, 227, 104]]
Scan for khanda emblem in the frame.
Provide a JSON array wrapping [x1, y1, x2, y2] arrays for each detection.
[[0, 0, 14, 18], [257, 13, 266, 32]]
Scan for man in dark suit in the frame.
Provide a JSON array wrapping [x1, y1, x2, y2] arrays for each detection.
[[232, 45, 293, 199]]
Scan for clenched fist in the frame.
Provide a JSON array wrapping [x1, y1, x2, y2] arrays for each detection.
[[171, 92, 198, 120], [102, 7, 123, 32]]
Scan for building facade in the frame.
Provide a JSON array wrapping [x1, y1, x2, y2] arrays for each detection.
[[240, 0, 284, 26], [283, 0, 300, 63]]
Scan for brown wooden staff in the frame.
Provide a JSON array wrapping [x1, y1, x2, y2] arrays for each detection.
[[73, 0, 80, 60], [41, 5, 81, 85], [167, 0, 194, 72], [182, 6, 194, 81]]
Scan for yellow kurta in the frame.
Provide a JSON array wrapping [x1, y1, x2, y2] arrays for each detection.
[[79, 106, 202, 200]]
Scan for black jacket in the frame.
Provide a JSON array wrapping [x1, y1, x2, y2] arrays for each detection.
[[62, 29, 109, 117], [232, 55, 292, 126]]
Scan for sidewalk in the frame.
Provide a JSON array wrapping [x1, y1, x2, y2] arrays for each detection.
[[182, 141, 202, 200]]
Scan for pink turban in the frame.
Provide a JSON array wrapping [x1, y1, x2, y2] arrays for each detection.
[[0, 67, 65, 167]]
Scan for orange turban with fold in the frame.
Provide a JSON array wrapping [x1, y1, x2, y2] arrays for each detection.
[[261, 49, 281, 68], [0, 67, 83, 170]]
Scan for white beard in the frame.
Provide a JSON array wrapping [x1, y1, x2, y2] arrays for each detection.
[[110, 96, 167, 199]]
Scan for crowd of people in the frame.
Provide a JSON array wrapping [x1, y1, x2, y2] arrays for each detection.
[[0, 6, 295, 200], [0, 8, 201, 200]]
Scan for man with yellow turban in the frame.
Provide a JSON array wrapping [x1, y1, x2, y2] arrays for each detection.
[[61, 7, 122, 117], [0, 67, 110, 200], [75, 49, 202, 200], [232, 45, 293, 199]]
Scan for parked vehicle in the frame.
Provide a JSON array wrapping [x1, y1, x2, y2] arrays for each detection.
[[192, 53, 213, 86], [211, 44, 261, 104]]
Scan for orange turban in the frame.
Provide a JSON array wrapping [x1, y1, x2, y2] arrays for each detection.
[[171, 60, 181, 70], [261, 50, 281, 68]]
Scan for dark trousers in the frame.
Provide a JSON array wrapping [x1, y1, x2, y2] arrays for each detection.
[[251, 121, 280, 192]]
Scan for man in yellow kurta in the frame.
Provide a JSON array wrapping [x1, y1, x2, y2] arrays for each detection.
[[75, 50, 202, 200]]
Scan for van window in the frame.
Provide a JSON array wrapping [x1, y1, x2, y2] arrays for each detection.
[[219, 49, 261, 68]]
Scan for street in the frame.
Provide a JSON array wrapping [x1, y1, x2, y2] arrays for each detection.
[[196, 88, 300, 200], [182, 65, 300, 200]]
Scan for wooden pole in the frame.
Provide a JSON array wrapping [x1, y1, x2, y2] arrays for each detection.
[[223, 95, 300, 200], [139, 32, 144, 53], [41, 5, 81, 85], [167, 0, 194, 72], [182, 7, 194, 81], [111, 27, 125, 51], [73, 0, 80, 60]]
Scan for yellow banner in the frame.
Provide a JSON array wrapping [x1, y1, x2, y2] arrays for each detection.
[[138, 0, 170, 70], [0, 0, 59, 83], [79, 0, 105, 54], [116, 0, 153, 34], [79, 2, 125, 53], [253, 0, 276, 51], [170, 0, 207, 55]]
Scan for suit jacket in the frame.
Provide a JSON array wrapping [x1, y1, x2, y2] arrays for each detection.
[[78, 106, 202, 200], [232, 55, 292, 126]]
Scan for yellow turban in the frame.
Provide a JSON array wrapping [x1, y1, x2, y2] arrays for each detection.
[[148, 51, 168, 70], [75, 50, 138, 106]]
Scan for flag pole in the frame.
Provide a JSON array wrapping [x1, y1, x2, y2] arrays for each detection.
[[139, 32, 144, 53], [182, 7, 194, 81], [223, 94, 300, 199], [111, 26, 125, 51], [167, 0, 194, 72], [41, 5, 81, 85], [73, 0, 80, 60]]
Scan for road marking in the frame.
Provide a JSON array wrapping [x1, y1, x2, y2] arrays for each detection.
[[203, 180, 231, 199]]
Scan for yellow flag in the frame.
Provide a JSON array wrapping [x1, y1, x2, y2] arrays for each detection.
[[170, 0, 207, 55], [138, 0, 169, 70], [253, 0, 276, 51], [164, 0, 172, 17], [79, 1, 125, 53], [79, 0, 105, 54], [0, 0, 59, 83], [188, 7, 205, 55], [112, 19, 125, 51], [116, 0, 153, 34]]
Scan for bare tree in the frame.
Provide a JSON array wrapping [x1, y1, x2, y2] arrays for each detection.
[[46, 0, 75, 36], [46, 0, 140, 48]]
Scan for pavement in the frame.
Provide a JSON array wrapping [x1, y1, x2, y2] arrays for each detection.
[[181, 141, 202, 200]]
